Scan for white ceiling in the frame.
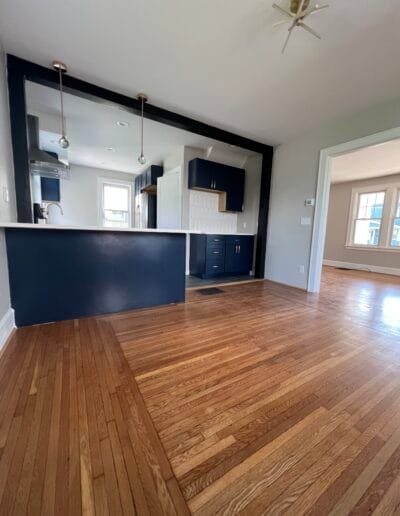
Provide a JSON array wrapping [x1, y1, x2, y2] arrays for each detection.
[[1, 1, 400, 145], [26, 81, 253, 174], [331, 138, 400, 184]]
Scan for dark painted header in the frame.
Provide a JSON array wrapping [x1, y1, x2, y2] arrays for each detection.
[[8, 54, 272, 155]]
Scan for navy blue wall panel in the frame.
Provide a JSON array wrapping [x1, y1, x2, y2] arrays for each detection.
[[5, 229, 186, 326]]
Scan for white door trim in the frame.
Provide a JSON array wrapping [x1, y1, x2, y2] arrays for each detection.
[[307, 125, 400, 292]]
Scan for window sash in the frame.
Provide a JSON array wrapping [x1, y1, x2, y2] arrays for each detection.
[[351, 191, 385, 247], [390, 190, 400, 248], [346, 183, 400, 251], [99, 180, 132, 228]]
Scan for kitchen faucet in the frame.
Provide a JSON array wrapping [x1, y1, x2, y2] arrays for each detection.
[[42, 202, 64, 221]]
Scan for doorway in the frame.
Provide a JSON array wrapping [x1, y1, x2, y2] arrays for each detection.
[[308, 126, 400, 293]]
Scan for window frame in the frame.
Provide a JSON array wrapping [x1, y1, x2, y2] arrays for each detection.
[[98, 178, 132, 229], [390, 188, 400, 248], [346, 182, 400, 252]]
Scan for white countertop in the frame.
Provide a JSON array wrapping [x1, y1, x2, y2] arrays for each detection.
[[0, 223, 255, 237]]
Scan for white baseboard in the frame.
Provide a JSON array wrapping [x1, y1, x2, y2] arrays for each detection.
[[0, 308, 15, 351], [323, 260, 400, 277]]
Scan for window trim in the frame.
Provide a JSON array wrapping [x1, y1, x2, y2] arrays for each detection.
[[390, 188, 400, 248], [346, 182, 400, 251], [98, 178, 132, 228]]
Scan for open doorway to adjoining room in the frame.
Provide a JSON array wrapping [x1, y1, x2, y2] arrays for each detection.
[[309, 127, 400, 294]]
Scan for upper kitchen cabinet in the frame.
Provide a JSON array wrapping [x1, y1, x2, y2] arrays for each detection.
[[188, 158, 245, 213], [139, 165, 163, 193]]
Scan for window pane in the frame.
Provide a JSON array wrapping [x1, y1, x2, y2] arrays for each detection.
[[391, 218, 400, 247], [104, 210, 128, 222], [103, 220, 129, 228], [103, 184, 129, 211], [357, 192, 385, 219], [396, 195, 400, 218], [354, 219, 381, 246]]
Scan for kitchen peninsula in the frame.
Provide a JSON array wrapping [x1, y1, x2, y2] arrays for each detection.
[[2, 223, 254, 326]]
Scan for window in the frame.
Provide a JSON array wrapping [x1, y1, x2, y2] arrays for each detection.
[[347, 183, 400, 251], [392, 192, 400, 247], [99, 180, 132, 228], [353, 191, 385, 246]]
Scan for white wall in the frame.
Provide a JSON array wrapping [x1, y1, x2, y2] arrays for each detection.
[[267, 96, 400, 289], [42, 164, 135, 226], [0, 41, 17, 343]]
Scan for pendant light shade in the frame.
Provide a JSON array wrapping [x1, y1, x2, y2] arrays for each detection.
[[53, 60, 70, 149], [137, 93, 148, 165]]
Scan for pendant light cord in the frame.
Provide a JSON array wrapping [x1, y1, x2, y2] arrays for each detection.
[[140, 96, 144, 157], [59, 67, 66, 138]]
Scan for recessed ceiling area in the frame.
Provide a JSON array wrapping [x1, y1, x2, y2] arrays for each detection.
[[331, 138, 400, 184], [26, 81, 254, 174], [1, 0, 400, 145]]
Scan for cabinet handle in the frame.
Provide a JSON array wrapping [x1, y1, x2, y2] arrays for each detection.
[[213, 265, 219, 268], [214, 239, 220, 242], [238, 245, 241, 253], [213, 251, 220, 254]]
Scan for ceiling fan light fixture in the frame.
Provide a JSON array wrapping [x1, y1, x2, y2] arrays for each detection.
[[290, 0, 310, 13], [272, 0, 329, 53]]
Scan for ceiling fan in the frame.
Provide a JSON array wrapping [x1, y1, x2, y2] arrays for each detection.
[[273, 0, 329, 53]]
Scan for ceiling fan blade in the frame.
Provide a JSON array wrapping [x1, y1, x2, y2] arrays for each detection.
[[272, 3, 294, 18], [273, 19, 290, 27], [282, 27, 294, 53], [299, 22, 321, 39], [307, 4, 329, 16]]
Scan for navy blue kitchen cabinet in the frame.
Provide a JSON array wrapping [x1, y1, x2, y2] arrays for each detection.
[[188, 158, 245, 212], [225, 235, 254, 275], [135, 165, 163, 196], [190, 234, 254, 279], [141, 165, 163, 192]]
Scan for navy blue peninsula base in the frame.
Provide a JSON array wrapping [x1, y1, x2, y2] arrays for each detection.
[[5, 228, 186, 326]]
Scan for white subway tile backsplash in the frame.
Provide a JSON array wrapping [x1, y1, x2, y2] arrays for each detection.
[[188, 190, 237, 233]]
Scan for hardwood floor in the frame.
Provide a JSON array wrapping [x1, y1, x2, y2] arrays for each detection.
[[0, 267, 400, 514]]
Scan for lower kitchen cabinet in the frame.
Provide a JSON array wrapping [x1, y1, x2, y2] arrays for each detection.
[[190, 234, 254, 279]]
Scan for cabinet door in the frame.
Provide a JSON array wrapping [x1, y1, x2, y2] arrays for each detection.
[[225, 170, 245, 212], [150, 165, 163, 185], [225, 236, 253, 274], [188, 159, 213, 190]]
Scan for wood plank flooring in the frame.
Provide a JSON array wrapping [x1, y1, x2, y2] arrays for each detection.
[[0, 267, 400, 514]]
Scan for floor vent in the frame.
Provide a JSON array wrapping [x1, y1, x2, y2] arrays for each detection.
[[197, 287, 224, 295]]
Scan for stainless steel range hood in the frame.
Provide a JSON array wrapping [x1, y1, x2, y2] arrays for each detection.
[[28, 115, 70, 179]]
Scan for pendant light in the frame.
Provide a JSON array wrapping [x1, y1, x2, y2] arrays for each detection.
[[52, 60, 70, 149], [137, 93, 148, 165]]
